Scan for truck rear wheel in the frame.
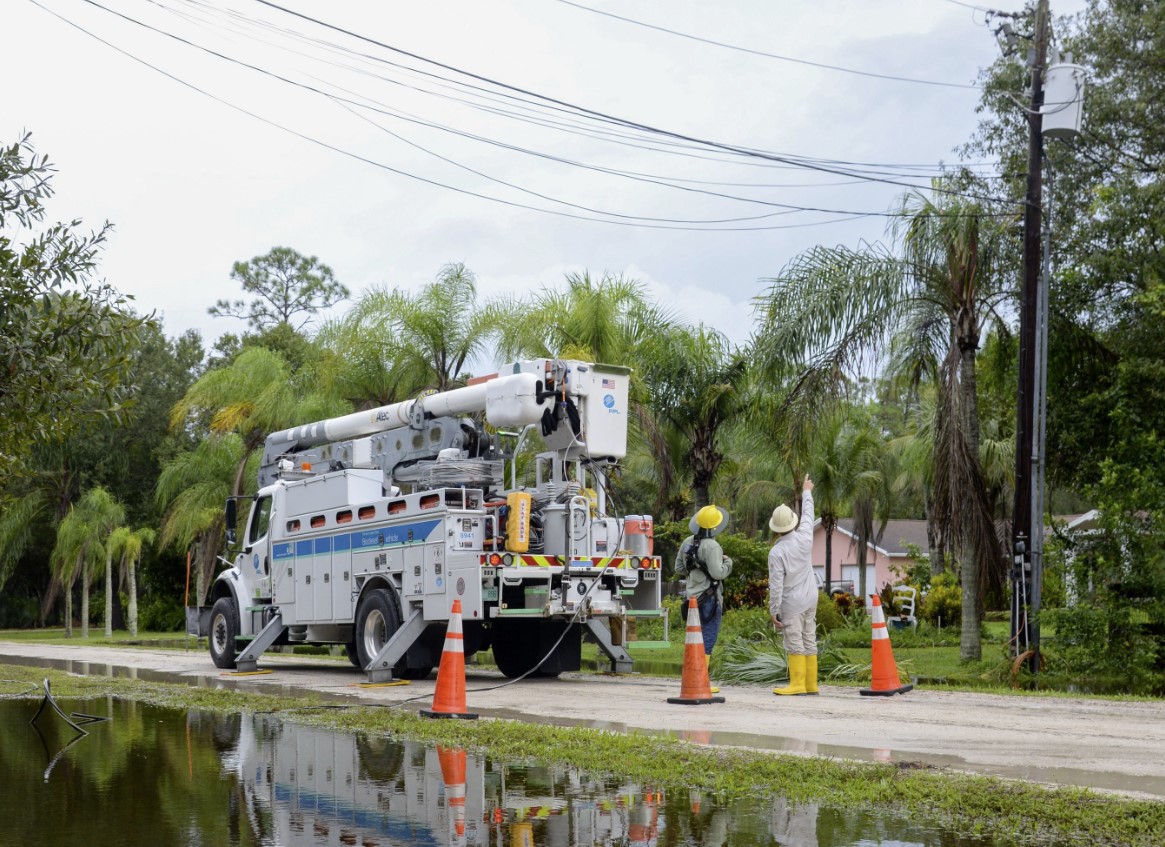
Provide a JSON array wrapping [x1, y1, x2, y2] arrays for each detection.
[[209, 596, 239, 669], [490, 620, 576, 679]]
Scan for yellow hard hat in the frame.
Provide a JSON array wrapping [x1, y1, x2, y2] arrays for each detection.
[[689, 504, 728, 535]]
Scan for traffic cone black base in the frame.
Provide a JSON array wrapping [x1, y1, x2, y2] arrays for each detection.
[[418, 708, 480, 719], [859, 684, 913, 697]]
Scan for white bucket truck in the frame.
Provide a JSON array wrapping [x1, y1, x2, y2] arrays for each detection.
[[189, 359, 661, 682]]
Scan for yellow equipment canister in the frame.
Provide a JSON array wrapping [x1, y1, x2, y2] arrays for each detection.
[[505, 491, 532, 552]]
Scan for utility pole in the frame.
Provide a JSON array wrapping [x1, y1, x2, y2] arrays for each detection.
[[1011, 0, 1051, 670]]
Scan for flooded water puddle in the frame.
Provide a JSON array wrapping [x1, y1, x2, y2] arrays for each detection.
[[0, 689, 1042, 847]]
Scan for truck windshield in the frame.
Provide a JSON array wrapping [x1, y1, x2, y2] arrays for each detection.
[[249, 496, 272, 545]]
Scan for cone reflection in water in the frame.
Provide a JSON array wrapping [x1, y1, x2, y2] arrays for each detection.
[[437, 746, 467, 847], [666, 598, 725, 705], [859, 595, 913, 697], [628, 792, 659, 846]]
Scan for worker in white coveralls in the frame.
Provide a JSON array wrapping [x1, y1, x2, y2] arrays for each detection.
[[768, 475, 817, 696], [675, 504, 733, 694]]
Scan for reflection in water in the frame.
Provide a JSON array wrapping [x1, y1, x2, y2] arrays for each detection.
[[0, 699, 1006, 847]]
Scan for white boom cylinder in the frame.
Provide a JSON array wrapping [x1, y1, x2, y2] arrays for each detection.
[[266, 372, 545, 451]]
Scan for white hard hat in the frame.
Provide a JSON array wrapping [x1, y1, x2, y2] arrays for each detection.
[[769, 504, 797, 534]]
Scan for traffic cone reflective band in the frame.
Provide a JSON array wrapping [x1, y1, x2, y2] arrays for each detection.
[[859, 595, 913, 697], [667, 598, 725, 704], [438, 746, 468, 846], [421, 599, 479, 719]]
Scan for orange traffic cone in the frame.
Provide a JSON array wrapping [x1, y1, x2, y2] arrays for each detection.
[[859, 595, 913, 697], [421, 599, 479, 719], [667, 597, 725, 704], [438, 746, 468, 846]]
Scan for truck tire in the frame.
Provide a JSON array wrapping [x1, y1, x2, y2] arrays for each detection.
[[492, 620, 578, 679], [354, 587, 403, 670], [345, 641, 362, 668], [209, 596, 239, 670], [490, 621, 539, 679]]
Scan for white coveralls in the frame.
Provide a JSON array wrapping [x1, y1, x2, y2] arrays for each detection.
[[767, 489, 816, 655]]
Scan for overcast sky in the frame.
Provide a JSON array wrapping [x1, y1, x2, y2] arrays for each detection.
[[4, 0, 1084, 355]]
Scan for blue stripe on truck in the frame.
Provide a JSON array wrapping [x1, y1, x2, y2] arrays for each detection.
[[272, 519, 443, 560]]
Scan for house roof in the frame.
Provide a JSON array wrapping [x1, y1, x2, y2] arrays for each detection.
[[815, 513, 1098, 558], [831, 518, 930, 558]]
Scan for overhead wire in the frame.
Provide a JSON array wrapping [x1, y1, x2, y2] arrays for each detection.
[[31, 0, 889, 231], [33, 0, 1014, 227], [184, 0, 1002, 180], [555, 0, 981, 90], [65, 0, 916, 224], [185, 0, 1006, 181], [248, 0, 1015, 206]]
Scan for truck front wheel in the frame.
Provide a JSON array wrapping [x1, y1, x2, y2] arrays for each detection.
[[209, 596, 239, 669], [354, 588, 402, 670]]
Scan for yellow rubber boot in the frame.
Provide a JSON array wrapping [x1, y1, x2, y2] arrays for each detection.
[[773, 654, 807, 696], [706, 654, 720, 694], [804, 654, 819, 695]]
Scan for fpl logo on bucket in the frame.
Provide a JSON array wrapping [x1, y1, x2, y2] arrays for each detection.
[[603, 393, 621, 414]]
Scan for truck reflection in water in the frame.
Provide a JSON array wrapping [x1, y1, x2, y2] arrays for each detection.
[[225, 714, 675, 847], [216, 714, 998, 847]]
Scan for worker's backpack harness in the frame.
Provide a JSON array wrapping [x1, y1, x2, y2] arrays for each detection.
[[681, 531, 721, 624]]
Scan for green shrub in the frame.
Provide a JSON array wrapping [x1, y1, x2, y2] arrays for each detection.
[[823, 620, 960, 649], [816, 591, 844, 633], [138, 595, 185, 632], [1045, 605, 1160, 692], [920, 572, 961, 628], [663, 594, 687, 633], [653, 520, 688, 578], [717, 533, 770, 587]]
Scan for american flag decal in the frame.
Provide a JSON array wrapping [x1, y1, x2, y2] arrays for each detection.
[[602, 377, 616, 389]]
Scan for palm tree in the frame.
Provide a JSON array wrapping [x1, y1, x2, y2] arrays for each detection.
[[108, 526, 156, 637], [171, 346, 348, 496], [493, 271, 669, 366], [49, 488, 121, 638], [332, 263, 500, 393], [156, 434, 245, 608], [638, 324, 749, 511], [49, 508, 89, 637], [77, 488, 124, 639], [754, 181, 1012, 661], [809, 409, 887, 595]]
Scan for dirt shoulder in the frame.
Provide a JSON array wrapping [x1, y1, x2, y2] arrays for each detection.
[[4, 640, 1164, 798]]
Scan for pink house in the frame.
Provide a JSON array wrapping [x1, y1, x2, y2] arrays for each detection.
[[811, 518, 930, 605]]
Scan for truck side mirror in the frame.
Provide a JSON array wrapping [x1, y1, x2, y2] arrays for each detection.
[[225, 498, 237, 546]]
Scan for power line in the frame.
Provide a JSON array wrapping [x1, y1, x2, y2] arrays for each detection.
[[939, 0, 998, 12], [70, 0, 926, 222], [556, 0, 981, 90], [29, 0, 883, 232], [249, 0, 1016, 207], [185, 0, 999, 178]]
